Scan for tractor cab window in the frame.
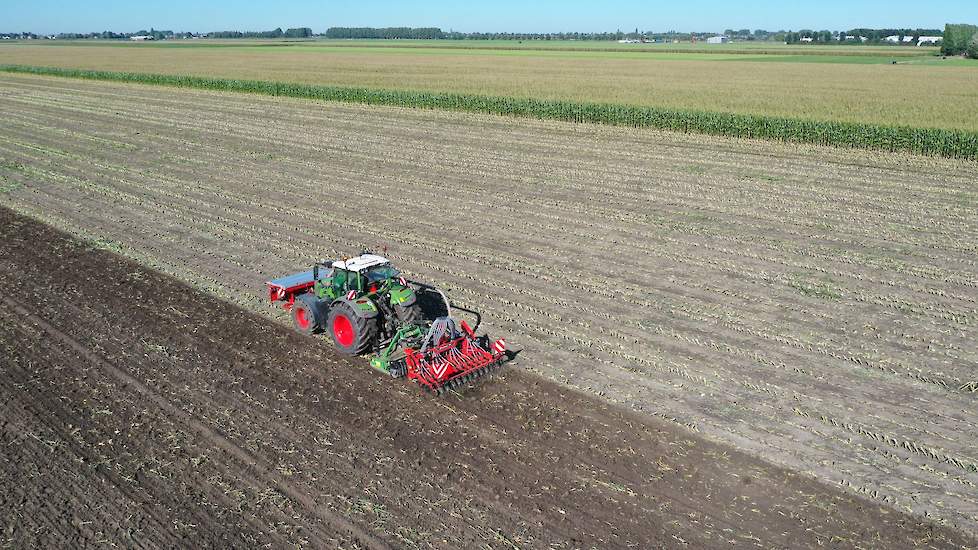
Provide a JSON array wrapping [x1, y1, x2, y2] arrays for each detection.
[[316, 267, 333, 280], [332, 268, 352, 292], [364, 264, 400, 284], [334, 269, 364, 292]]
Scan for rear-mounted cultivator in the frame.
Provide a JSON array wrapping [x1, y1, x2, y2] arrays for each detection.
[[403, 318, 507, 395], [267, 253, 509, 395]]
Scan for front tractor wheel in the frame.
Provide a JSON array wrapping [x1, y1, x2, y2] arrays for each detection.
[[395, 302, 422, 326], [292, 295, 323, 335], [327, 302, 377, 355]]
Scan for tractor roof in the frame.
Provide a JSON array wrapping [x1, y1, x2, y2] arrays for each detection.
[[332, 254, 390, 272]]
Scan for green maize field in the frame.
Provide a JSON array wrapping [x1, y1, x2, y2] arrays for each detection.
[[3, 64, 977, 160]]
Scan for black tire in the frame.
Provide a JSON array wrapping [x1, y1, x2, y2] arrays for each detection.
[[292, 294, 324, 335], [394, 302, 423, 326], [327, 301, 377, 355]]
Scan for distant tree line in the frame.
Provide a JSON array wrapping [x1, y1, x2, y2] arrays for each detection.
[[1, 28, 193, 40], [782, 28, 944, 44], [206, 27, 312, 39], [6, 27, 314, 40], [324, 27, 731, 42], [132, 28, 179, 40], [6, 24, 974, 53], [942, 24, 978, 57], [447, 30, 721, 41], [321, 26, 953, 44], [324, 27, 444, 39]]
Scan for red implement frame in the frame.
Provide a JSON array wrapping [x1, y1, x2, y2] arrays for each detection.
[[405, 321, 507, 393], [266, 273, 316, 312]]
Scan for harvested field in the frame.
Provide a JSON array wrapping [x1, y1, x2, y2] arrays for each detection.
[[1, 73, 978, 539], [6, 208, 972, 548]]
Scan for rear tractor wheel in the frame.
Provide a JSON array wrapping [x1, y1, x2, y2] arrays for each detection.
[[292, 295, 324, 335], [327, 301, 377, 355]]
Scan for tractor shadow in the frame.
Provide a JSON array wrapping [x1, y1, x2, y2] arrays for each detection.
[[414, 284, 487, 333]]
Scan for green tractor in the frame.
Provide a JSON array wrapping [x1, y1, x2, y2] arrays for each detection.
[[270, 254, 421, 355], [267, 253, 508, 392]]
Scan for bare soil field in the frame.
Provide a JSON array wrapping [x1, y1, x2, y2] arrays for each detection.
[[6, 208, 971, 548], [1, 73, 977, 540]]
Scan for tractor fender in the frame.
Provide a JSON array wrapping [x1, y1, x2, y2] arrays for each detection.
[[388, 286, 417, 308], [331, 296, 379, 320]]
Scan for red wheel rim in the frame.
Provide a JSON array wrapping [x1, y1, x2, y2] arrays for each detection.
[[296, 307, 310, 329], [333, 314, 354, 347]]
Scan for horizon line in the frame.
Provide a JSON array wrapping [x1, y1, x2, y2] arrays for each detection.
[[2, 24, 950, 36]]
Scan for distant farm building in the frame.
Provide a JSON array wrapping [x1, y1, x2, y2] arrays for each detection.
[[884, 35, 920, 44], [800, 37, 814, 43], [706, 36, 728, 44], [917, 36, 943, 45], [130, 35, 154, 41]]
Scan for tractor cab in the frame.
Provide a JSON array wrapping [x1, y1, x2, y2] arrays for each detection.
[[332, 254, 390, 294], [311, 254, 405, 299]]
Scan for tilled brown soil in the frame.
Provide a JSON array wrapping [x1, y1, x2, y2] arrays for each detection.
[[3, 210, 975, 548]]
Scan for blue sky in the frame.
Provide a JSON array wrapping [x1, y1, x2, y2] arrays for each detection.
[[4, 0, 975, 34]]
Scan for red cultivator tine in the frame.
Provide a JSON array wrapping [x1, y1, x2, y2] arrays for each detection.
[[405, 327, 507, 394]]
